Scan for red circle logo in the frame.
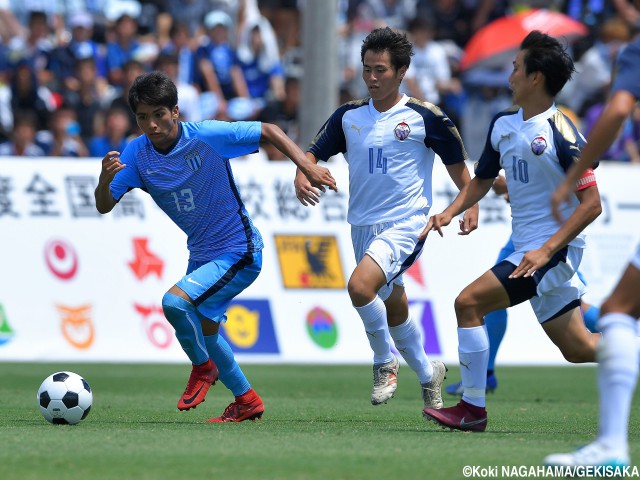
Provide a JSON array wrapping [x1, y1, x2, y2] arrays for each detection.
[[44, 239, 78, 280]]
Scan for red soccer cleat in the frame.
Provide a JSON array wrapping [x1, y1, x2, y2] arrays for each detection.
[[207, 388, 265, 423], [177, 359, 219, 411], [423, 399, 487, 432]]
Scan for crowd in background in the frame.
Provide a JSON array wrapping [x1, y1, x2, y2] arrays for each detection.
[[0, 0, 639, 162]]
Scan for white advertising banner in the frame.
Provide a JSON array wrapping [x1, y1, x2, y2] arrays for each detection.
[[0, 156, 637, 365]]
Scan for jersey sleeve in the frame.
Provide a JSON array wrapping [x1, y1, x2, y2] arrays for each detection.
[[550, 113, 587, 173], [474, 115, 501, 179], [307, 104, 349, 161], [419, 104, 468, 165], [196, 120, 262, 158], [109, 139, 145, 201], [611, 38, 640, 99]]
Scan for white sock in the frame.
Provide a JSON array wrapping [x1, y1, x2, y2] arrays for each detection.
[[355, 296, 393, 365], [389, 316, 433, 384], [596, 313, 638, 456], [458, 325, 489, 408]]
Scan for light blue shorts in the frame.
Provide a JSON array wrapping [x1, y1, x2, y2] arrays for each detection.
[[176, 251, 262, 322]]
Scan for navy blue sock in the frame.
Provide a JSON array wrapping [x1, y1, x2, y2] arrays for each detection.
[[485, 308, 507, 372]]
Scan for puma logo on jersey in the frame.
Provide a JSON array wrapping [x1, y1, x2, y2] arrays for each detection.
[[500, 134, 511, 140], [351, 124, 361, 135]]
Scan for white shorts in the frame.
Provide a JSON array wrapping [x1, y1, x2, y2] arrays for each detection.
[[351, 213, 427, 301], [631, 243, 640, 270], [503, 246, 586, 323]]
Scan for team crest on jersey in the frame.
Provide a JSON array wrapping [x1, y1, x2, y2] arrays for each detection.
[[394, 122, 411, 141], [530, 136, 547, 155], [185, 151, 202, 171]]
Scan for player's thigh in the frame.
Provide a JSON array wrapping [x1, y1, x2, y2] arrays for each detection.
[[602, 262, 640, 318], [456, 269, 512, 322], [542, 306, 597, 363], [176, 251, 262, 322], [350, 253, 387, 289]]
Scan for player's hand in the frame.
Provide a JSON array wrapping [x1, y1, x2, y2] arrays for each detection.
[[99, 151, 126, 184], [419, 212, 452, 241], [509, 248, 551, 279], [551, 180, 572, 223], [305, 164, 338, 193], [295, 169, 324, 206], [459, 204, 478, 235]]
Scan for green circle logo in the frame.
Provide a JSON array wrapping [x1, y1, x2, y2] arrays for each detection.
[[306, 307, 338, 349]]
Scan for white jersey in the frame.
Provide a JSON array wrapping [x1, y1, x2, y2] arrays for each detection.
[[308, 94, 468, 226], [475, 104, 588, 251]]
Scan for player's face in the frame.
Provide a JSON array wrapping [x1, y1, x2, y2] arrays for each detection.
[[362, 49, 406, 111], [509, 50, 533, 106], [135, 103, 179, 150]]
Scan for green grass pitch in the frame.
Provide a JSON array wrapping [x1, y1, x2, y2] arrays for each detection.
[[0, 362, 638, 479]]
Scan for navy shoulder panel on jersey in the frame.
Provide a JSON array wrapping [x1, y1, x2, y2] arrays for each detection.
[[308, 99, 368, 161], [474, 107, 519, 179], [405, 97, 468, 165], [548, 110, 587, 172]]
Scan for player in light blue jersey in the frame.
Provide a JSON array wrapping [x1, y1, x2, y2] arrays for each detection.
[[546, 37, 640, 468], [422, 31, 602, 432], [95, 71, 337, 422], [295, 27, 479, 412]]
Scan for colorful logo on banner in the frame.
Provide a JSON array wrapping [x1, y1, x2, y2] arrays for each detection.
[[0, 304, 15, 346], [56, 305, 95, 349], [274, 235, 345, 289], [220, 300, 279, 353], [306, 307, 338, 349], [134, 304, 173, 349], [44, 239, 79, 280], [409, 300, 441, 354], [128, 238, 164, 280]]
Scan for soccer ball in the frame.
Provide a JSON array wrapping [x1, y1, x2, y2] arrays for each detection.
[[37, 371, 93, 425]]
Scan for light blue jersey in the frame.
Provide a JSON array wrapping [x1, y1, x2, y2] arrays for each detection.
[[110, 120, 264, 261]]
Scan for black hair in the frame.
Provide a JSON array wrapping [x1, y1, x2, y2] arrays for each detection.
[[520, 30, 576, 97], [361, 27, 414, 71], [127, 71, 178, 113]]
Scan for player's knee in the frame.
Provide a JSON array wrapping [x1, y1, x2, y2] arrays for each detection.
[[560, 344, 595, 364], [347, 276, 375, 306], [454, 291, 476, 317], [162, 292, 193, 320]]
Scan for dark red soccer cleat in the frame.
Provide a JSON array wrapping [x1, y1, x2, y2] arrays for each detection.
[[423, 399, 487, 432], [207, 388, 265, 423], [177, 359, 219, 411]]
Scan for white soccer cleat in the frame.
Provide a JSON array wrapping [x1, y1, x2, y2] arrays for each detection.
[[544, 442, 630, 467], [371, 356, 399, 405], [421, 360, 447, 409]]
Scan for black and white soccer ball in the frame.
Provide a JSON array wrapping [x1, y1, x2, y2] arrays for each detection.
[[37, 371, 93, 425]]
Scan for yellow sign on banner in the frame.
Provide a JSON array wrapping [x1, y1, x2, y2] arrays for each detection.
[[274, 235, 346, 289]]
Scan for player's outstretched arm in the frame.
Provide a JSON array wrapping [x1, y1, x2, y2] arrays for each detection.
[[261, 123, 337, 194], [294, 152, 326, 207], [551, 90, 636, 221], [511, 184, 602, 279], [419, 176, 493, 240], [95, 150, 125, 214]]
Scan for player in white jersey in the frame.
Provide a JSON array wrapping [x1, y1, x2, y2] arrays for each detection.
[[422, 31, 602, 432], [95, 71, 337, 422], [294, 27, 479, 410], [546, 37, 640, 468]]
